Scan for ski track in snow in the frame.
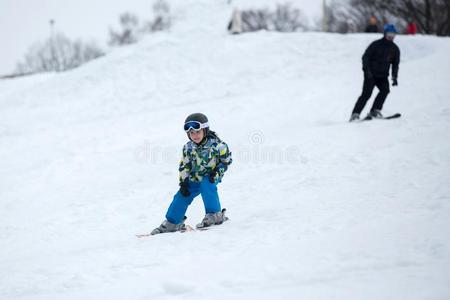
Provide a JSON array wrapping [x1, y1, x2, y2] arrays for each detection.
[[1, 0, 450, 299]]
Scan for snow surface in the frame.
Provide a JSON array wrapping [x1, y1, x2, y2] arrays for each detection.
[[1, 1, 450, 299]]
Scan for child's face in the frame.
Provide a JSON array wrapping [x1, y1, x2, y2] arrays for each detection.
[[189, 129, 205, 144]]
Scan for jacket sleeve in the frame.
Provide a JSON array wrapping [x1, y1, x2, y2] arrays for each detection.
[[215, 142, 232, 180], [178, 145, 191, 183], [362, 42, 375, 72], [392, 45, 400, 79]]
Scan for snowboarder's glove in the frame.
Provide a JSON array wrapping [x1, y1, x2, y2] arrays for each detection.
[[364, 69, 373, 79], [179, 180, 190, 197], [209, 170, 218, 183], [392, 78, 398, 86]]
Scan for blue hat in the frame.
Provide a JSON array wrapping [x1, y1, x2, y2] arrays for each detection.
[[384, 24, 398, 33]]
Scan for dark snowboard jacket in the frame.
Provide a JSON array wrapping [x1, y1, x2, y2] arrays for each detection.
[[362, 37, 400, 79]]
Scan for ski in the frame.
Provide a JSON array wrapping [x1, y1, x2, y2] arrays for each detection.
[[136, 224, 195, 238], [137, 208, 229, 237], [136, 233, 152, 238], [136, 221, 229, 237], [383, 113, 402, 119], [361, 113, 401, 121], [182, 224, 196, 232], [195, 217, 229, 231]]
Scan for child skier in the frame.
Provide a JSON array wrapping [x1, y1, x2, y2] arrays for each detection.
[[151, 113, 232, 235]]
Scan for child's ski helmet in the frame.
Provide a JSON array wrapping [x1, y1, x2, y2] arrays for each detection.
[[184, 113, 209, 126], [184, 113, 210, 137]]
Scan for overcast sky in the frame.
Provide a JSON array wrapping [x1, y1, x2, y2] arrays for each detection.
[[0, 0, 323, 76]]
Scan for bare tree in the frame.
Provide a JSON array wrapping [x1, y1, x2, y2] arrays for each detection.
[[241, 9, 271, 32], [325, 0, 450, 36], [109, 12, 140, 46], [325, 1, 393, 33], [366, 0, 449, 35], [150, 0, 171, 31], [110, 1, 171, 46], [239, 4, 308, 33], [272, 4, 307, 32], [16, 33, 104, 74]]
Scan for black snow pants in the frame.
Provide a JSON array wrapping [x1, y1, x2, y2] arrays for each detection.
[[352, 76, 390, 115]]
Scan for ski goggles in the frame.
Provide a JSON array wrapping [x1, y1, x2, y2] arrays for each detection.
[[184, 121, 209, 132]]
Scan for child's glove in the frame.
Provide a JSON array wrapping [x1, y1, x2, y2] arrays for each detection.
[[392, 77, 398, 86], [179, 180, 190, 197], [209, 170, 218, 183]]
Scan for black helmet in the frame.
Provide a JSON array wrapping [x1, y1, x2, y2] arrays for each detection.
[[184, 113, 209, 125], [184, 113, 210, 139]]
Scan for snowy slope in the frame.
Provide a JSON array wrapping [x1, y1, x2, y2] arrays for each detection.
[[1, 1, 450, 299]]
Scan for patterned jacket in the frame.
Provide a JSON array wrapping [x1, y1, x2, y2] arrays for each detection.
[[179, 132, 232, 183]]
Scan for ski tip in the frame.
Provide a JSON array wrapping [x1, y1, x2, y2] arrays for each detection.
[[384, 113, 402, 119], [183, 225, 196, 232], [136, 233, 152, 238]]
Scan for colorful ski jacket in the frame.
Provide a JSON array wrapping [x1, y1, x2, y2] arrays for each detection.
[[179, 132, 232, 183]]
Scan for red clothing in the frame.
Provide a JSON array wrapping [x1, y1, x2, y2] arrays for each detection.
[[407, 23, 417, 35]]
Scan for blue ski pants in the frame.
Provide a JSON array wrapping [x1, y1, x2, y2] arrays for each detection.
[[165, 178, 221, 224]]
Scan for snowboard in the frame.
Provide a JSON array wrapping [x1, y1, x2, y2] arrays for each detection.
[[362, 113, 401, 121]]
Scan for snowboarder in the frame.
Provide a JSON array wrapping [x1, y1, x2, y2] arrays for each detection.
[[349, 24, 400, 122], [151, 113, 232, 235]]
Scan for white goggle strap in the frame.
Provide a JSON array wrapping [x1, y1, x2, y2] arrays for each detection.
[[185, 121, 209, 131]]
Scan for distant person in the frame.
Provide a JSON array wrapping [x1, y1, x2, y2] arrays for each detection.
[[227, 9, 242, 34], [365, 16, 380, 33], [346, 19, 357, 33], [382, 17, 389, 28], [407, 21, 417, 35], [349, 24, 400, 122]]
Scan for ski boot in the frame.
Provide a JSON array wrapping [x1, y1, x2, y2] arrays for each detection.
[[196, 208, 228, 229], [349, 113, 360, 122], [151, 216, 187, 235], [368, 109, 383, 119]]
